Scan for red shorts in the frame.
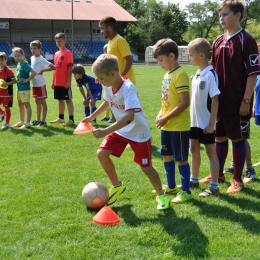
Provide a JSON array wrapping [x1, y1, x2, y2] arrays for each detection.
[[32, 86, 47, 99], [216, 114, 250, 139], [0, 96, 13, 107], [98, 132, 152, 167]]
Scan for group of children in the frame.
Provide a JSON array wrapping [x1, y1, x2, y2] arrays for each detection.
[[0, 32, 102, 130], [0, 0, 259, 210]]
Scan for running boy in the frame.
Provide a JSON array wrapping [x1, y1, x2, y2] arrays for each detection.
[[0, 52, 16, 129], [188, 38, 220, 197], [81, 54, 169, 210], [51, 32, 74, 126], [205, 0, 260, 193], [153, 38, 191, 203], [72, 64, 102, 123], [30, 40, 56, 127], [12, 47, 37, 129]]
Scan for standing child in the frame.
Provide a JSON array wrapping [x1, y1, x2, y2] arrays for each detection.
[[0, 52, 16, 129], [81, 54, 169, 210], [188, 38, 221, 197], [153, 38, 191, 203], [72, 64, 102, 123], [205, 0, 260, 193], [50, 32, 74, 126], [12, 47, 37, 129], [30, 40, 56, 127]]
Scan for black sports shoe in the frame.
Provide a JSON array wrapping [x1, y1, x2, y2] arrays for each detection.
[[32, 120, 41, 126], [37, 121, 47, 127]]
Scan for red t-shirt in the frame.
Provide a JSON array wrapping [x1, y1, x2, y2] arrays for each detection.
[[53, 48, 73, 87], [0, 66, 15, 97], [211, 29, 260, 116]]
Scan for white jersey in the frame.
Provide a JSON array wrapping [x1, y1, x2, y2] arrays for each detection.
[[103, 78, 151, 142], [190, 65, 220, 130], [30, 55, 51, 87]]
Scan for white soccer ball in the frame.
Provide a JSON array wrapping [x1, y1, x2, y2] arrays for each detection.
[[82, 182, 109, 209]]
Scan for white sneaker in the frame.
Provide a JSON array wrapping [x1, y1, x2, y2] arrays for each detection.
[[0, 113, 4, 122], [1, 123, 9, 129]]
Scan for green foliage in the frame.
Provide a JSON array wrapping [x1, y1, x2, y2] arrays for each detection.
[[1, 65, 260, 259]]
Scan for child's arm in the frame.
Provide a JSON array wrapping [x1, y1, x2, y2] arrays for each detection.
[[82, 101, 109, 123], [92, 110, 135, 139], [240, 74, 257, 116], [204, 95, 219, 134], [20, 69, 37, 83], [156, 92, 190, 129], [65, 65, 73, 89], [38, 63, 56, 74], [0, 78, 16, 88]]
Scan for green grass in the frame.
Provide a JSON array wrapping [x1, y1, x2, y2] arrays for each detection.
[[1, 65, 260, 260]]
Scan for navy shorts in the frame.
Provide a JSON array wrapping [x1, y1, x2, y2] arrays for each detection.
[[86, 91, 102, 102], [54, 86, 73, 100], [160, 130, 190, 161], [190, 127, 215, 144], [255, 116, 260, 126]]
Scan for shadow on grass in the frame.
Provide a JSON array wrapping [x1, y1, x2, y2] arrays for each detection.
[[193, 198, 260, 234], [113, 204, 209, 259]]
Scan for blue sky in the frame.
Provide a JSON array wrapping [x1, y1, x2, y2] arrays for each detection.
[[163, 0, 203, 9]]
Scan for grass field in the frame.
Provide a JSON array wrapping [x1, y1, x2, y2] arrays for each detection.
[[1, 65, 260, 260]]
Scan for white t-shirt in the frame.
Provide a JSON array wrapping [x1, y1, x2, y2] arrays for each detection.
[[30, 55, 51, 87], [103, 78, 151, 142], [190, 65, 220, 130]]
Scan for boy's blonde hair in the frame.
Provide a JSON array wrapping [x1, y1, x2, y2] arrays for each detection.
[[0, 52, 7, 60], [217, 0, 245, 21], [55, 32, 66, 40], [72, 64, 85, 75], [153, 38, 179, 59], [12, 47, 25, 55], [92, 54, 119, 75], [30, 40, 42, 49], [188, 38, 211, 60]]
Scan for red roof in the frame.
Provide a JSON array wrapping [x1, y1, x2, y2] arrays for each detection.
[[0, 0, 137, 22]]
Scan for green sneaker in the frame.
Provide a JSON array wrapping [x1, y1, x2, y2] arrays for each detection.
[[152, 184, 180, 194], [107, 183, 126, 205], [171, 190, 192, 204], [156, 194, 170, 210]]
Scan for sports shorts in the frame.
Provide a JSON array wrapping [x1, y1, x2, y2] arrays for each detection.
[[190, 127, 215, 144], [54, 86, 72, 100], [98, 132, 152, 167], [32, 85, 47, 99], [0, 96, 13, 107], [17, 90, 30, 103]]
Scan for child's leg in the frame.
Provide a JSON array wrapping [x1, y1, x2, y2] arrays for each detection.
[[162, 155, 176, 189], [0, 107, 5, 114], [24, 102, 32, 123], [141, 166, 164, 195], [58, 99, 65, 118], [205, 143, 219, 187], [190, 138, 201, 181], [41, 99, 47, 122], [232, 139, 246, 181], [18, 100, 25, 122], [177, 161, 191, 193], [65, 99, 74, 122], [5, 107, 11, 124], [97, 149, 120, 186], [215, 138, 229, 178], [36, 98, 41, 121]]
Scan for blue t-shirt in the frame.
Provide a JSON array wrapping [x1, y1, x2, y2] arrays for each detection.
[[76, 74, 102, 93], [255, 75, 260, 116], [16, 60, 32, 91]]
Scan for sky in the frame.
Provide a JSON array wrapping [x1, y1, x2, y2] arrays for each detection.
[[163, 0, 203, 9]]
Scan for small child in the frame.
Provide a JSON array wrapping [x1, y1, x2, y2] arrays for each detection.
[[12, 47, 37, 129], [72, 64, 102, 123], [30, 40, 56, 127], [81, 54, 169, 210], [153, 38, 191, 204], [0, 52, 16, 129], [188, 38, 220, 197], [50, 32, 74, 126]]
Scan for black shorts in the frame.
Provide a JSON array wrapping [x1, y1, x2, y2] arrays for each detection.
[[54, 86, 73, 100], [190, 127, 215, 144]]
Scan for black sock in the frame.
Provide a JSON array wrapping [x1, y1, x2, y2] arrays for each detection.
[[69, 115, 74, 122], [59, 114, 64, 120]]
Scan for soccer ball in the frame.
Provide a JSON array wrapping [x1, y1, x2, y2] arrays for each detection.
[[82, 182, 109, 209]]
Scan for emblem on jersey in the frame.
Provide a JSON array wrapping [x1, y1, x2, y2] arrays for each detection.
[[61, 56, 64, 61], [241, 121, 249, 133], [142, 158, 148, 165], [199, 81, 206, 90], [249, 54, 259, 66]]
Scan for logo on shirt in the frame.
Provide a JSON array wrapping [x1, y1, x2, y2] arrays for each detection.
[[241, 121, 249, 133], [249, 54, 259, 66], [199, 81, 206, 90], [110, 102, 125, 109], [60, 56, 64, 61]]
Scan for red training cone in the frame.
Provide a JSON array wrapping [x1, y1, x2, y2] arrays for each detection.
[[73, 121, 94, 135], [93, 206, 120, 226]]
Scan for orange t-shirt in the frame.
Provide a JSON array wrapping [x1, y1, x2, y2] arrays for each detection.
[[53, 49, 73, 87]]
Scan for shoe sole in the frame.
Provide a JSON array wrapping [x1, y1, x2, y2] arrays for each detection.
[[107, 187, 126, 205]]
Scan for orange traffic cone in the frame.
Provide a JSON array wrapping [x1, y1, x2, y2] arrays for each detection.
[[93, 206, 120, 226], [73, 121, 94, 135]]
